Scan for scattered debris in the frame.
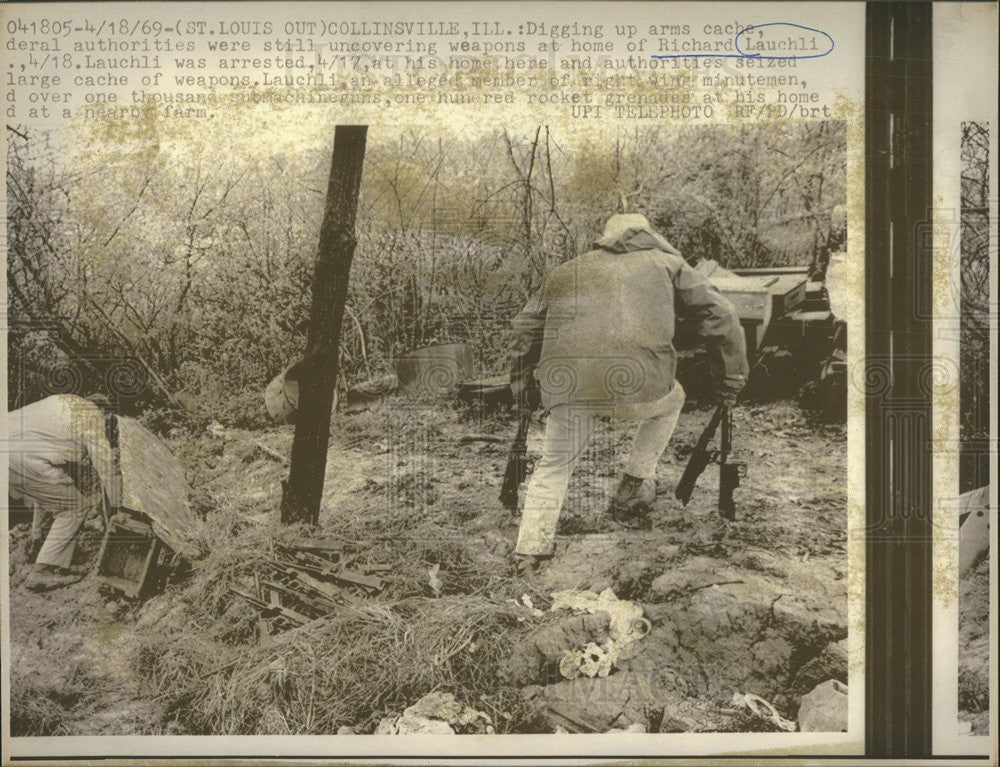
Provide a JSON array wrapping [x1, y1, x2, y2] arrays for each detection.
[[506, 612, 611, 686], [512, 593, 543, 618], [505, 588, 651, 687], [731, 691, 797, 732], [212, 537, 388, 637], [252, 442, 289, 466], [375, 691, 494, 734], [797, 679, 848, 732], [549, 588, 650, 645], [549, 588, 650, 680], [532, 671, 658, 732], [559, 641, 619, 680], [427, 564, 443, 597]]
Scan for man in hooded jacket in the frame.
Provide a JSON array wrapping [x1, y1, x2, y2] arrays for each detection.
[[509, 214, 748, 565]]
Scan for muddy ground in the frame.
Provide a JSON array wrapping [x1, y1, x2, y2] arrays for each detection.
[[7, 397, 848, 735], [959, 553, 990, 735]]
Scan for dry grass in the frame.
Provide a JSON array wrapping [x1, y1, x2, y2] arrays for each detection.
[[135, 593, 533, 734], [8, 674, 90, 736], [131, 492, 541, 734]]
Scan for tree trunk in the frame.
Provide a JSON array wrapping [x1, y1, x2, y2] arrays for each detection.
[[280, 125, 368, 525]]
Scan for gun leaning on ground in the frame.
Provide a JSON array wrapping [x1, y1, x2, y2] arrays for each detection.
[[675, 404, 747, 517], [674, 404, 725, 507], [717, 406, 747, 520], [500, 408, 533, 509]]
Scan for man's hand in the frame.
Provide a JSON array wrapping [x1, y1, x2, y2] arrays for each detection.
[[715, 387, 740, 408], [511, 367, 541, 412]]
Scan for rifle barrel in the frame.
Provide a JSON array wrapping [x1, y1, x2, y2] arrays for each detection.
[[674, 405, 726, 505]]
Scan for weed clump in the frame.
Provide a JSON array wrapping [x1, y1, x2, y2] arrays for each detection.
[[136, 594, 533, 734], [131, 496, 536, 734]]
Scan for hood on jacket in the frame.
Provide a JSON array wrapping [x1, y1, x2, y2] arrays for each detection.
[[593, 213, 682, 257]]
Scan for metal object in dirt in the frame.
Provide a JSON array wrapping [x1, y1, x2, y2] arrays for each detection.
[[229, 586, 310, 625]]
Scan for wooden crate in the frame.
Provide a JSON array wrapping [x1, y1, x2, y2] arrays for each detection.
[[711, 277, 772, 356], [95, 513, 168, 599], [712, 277, 773, 323], [714, 274, 808, 320], [764, 274, 809, 317]]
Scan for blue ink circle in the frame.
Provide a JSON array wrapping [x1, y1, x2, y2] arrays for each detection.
[[734, 22, 835, 60], [651, 21, 835, 60]]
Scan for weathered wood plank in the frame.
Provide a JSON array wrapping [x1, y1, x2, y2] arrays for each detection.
[[116, 416, 201, 557]]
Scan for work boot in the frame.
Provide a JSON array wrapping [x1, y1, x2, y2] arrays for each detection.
[[24, 565, 84, 592], [610, 474, 656, 530]]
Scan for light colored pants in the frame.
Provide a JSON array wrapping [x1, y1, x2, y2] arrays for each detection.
[[9, 467, 101, 570], [515, 382, 685, 556]]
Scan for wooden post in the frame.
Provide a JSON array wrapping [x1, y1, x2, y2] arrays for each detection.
[[280, 125, 368, 525]]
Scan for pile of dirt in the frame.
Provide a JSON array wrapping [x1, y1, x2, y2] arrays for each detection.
[[125, 420, 549, 733], [512, 400, 849, 731], [958, 553, 990, 735], [7, 531, 168, 736], [8, 397, 848, 735]]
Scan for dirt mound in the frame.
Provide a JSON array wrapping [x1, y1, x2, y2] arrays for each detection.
[[7, 559, 166, 736], [8, 398, 847, 735], [123, 420, 547, 734], [958, 554, 990, 734]]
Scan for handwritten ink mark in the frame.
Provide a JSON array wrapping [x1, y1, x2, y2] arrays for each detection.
[[652, 22, 835, 61]]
